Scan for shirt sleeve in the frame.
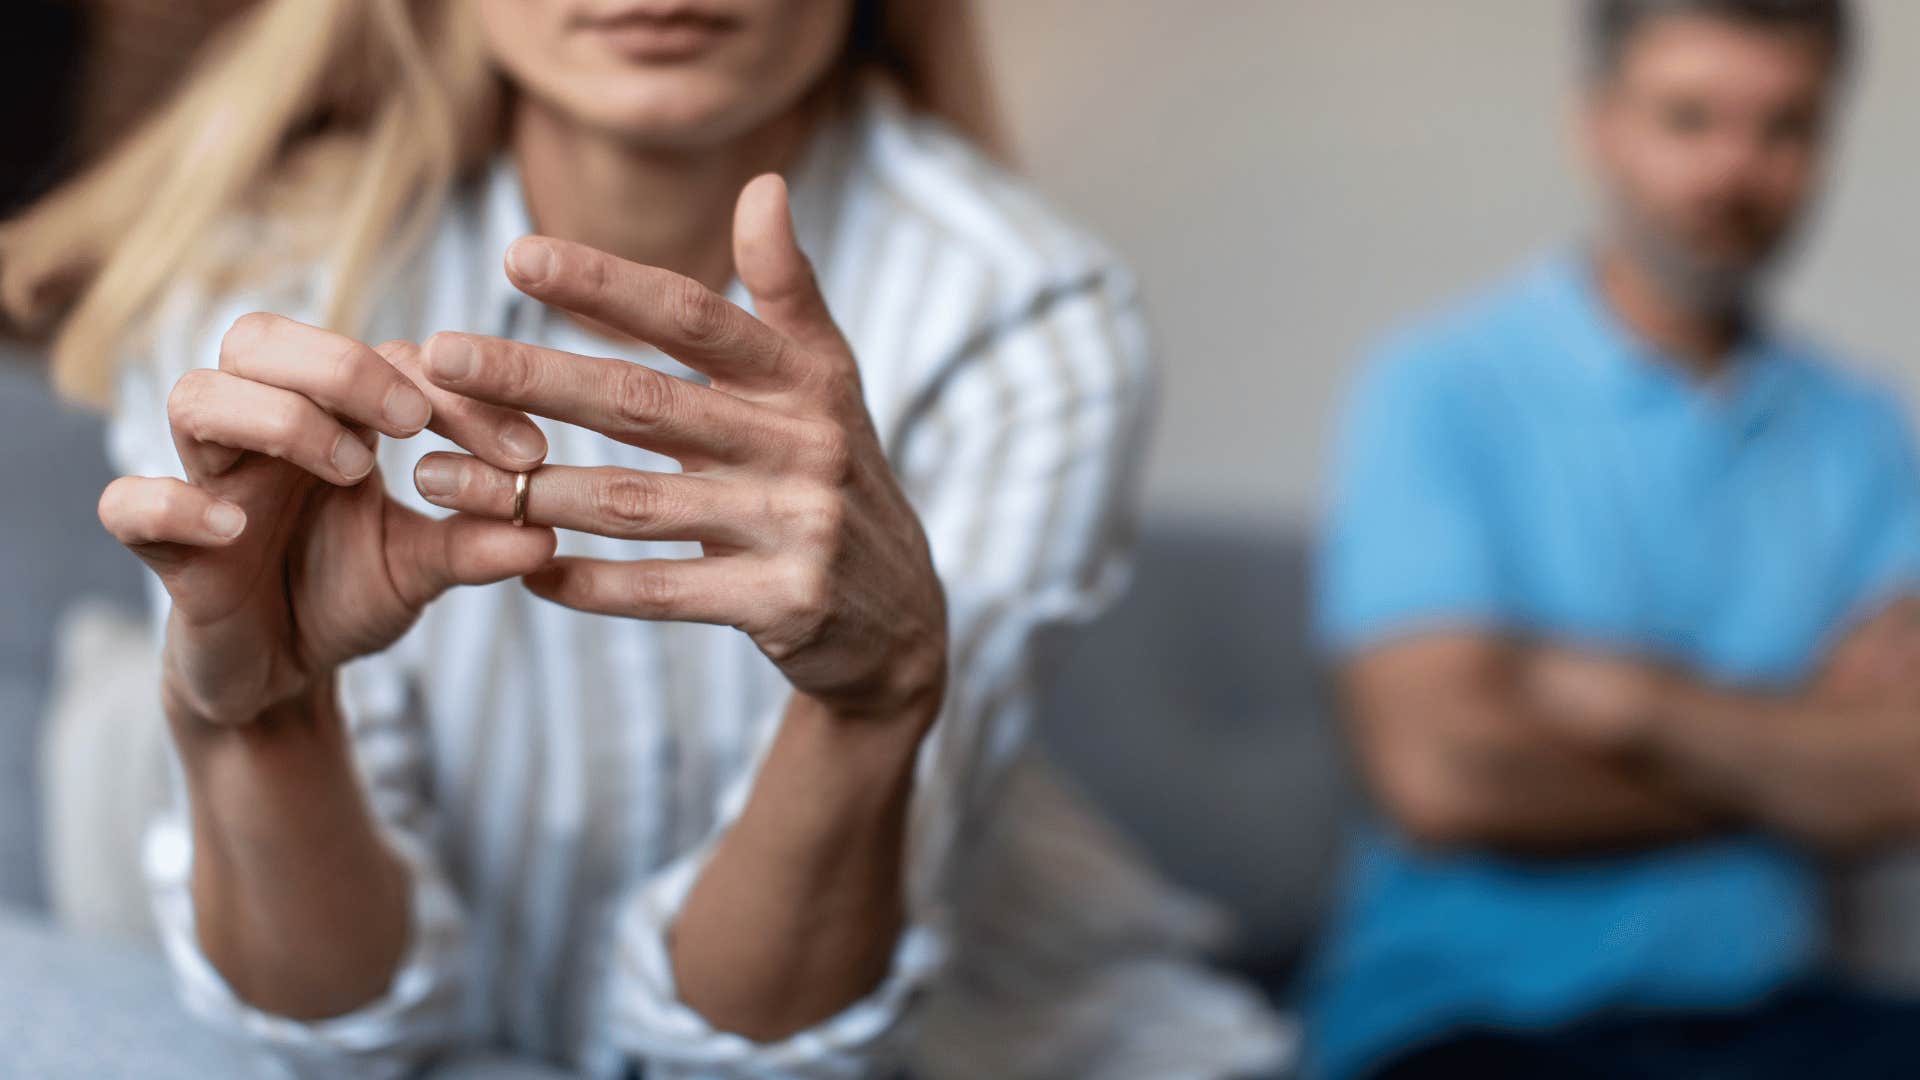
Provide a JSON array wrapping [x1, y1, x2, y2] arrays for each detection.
[[1314, 340, 1511, 655], [116, 288, 477, 1079], [143, 655, 476, 1080], [598, 264, 1156, 1079]]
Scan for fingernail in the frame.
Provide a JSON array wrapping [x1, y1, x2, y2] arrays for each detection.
[[384, 383, 430, 431], [499, 424, 545, 464], [429, 338, 475, 382], [333, 433, 375, 479], [204, 503, 245, 539], [414, 457, 458, 497], [508, 239, 555, 285]]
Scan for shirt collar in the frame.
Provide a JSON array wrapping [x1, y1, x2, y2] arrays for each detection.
[[1540, 251, 1794, 435]]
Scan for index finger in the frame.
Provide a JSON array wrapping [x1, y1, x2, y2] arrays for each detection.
[[504, 236, 800, 389], [219, 312, 429, 438], [379, 341, 547, 471]]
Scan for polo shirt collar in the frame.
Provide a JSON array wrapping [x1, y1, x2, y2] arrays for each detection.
[[1543, 251, 1793, 435]]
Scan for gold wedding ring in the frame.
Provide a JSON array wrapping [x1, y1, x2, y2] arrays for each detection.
[[511, 469, 531, 527]]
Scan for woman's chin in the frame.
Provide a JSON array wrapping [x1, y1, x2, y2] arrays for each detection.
[[549, 72, 777, 149]]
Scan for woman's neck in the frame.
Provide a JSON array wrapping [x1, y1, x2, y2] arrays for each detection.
[[508, 92, 827, 302]]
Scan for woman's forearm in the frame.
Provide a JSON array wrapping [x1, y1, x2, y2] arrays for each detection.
[[668, 693, 932, 1041], [167, 677, 412, 1020]]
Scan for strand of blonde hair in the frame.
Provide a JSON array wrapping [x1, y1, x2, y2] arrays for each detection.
[[0, 0, 997, 408]]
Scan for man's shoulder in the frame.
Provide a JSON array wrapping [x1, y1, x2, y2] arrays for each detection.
[[1354, 260, 1564, 409], [1769, 336, 1914, 440]]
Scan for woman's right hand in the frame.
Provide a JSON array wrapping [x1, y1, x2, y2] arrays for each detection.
[[99, 313, 558, 727]]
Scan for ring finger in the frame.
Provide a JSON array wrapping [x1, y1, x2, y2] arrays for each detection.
[[412, 453, 763, 547], [377, 340, 548, 471]]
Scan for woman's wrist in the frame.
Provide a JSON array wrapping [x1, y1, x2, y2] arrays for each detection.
[[160, 638, 338, 731], [803, 640, 949, 733], [163, 671, 349, 825], [755, 687, 936, 839]]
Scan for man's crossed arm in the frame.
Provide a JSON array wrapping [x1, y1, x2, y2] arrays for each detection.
[[1341, 598, 1920, 857]]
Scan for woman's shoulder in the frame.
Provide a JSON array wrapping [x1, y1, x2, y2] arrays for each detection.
[[828, 81, 1154, 428], [844, 80, 1135, 304]]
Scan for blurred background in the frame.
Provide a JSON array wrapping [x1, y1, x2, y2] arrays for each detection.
[[985, 0, 1920, 526], [1, 1, 1916, 1074]]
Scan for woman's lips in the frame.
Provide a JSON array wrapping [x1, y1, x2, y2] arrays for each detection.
[[582, 10, 740, 63]]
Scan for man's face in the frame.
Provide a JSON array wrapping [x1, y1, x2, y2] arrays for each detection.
[[1583, 14, 1839, 309]]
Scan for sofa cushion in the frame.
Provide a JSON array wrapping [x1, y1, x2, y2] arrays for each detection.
[[0, 352, 147, 911], [1037, 517, 1355, 977]]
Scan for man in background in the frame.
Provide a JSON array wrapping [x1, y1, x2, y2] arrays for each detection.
[[1308, 1, 1920, 1077]]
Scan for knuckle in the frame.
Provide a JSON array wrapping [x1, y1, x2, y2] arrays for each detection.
[[624, 562, 677, 611], [669, 277, 726, 345], [493, 343, 541, 400], [166, 369, 212, 426], [786, 485, 845, 545], [377, 339, 426, 382], [765, 559, 834, 659], [594, 472, 663, 530], [96, 478, 135, 530], [783, 559, 834, 621], [372, 336, 418, 361], [151, 482, 192, 522], [260, 397, 308, 457], [802, 422, 853, 481], [219, 311, 279, 369], [612, 366, 673, 429], [571, 247, 609, 297], [325, 337, 372, 382], [120, 480, 195, 533]]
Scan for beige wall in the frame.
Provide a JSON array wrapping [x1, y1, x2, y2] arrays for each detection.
[[980, 0, 1920, 528]]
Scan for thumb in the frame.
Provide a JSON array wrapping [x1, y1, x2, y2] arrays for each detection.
[[733, 173, 843, 355], [383, 503, 557, 611]]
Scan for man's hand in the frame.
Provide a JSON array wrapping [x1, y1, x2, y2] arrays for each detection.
[[1819, 598, 1920, 707], [1523, 645, 1676, 754], [1340, 635, 1726, 853], [411, 174, 948, 727]]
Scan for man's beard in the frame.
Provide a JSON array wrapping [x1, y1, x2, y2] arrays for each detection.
[[1608, 195, 1796, 321]]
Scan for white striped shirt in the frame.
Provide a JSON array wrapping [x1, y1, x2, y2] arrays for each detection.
[[109, 80, 1290, 1080]]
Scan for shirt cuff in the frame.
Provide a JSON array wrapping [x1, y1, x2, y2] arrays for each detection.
[[144, 814, 470, 1079], [604, 841, 949, 1080]]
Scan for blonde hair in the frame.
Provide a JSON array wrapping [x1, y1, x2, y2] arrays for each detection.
[[0, 0, 1002, 407]]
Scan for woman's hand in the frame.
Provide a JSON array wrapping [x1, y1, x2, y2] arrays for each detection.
[[411, 175, 948, 727], [99, 317, 558, 727]]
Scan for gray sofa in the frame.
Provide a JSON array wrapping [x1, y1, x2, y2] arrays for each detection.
[[0, 346, 1337, 1075], [0, 351, 146, 913]]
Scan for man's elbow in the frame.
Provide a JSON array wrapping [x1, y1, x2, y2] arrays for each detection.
[[1776, 791, 1920, 857]]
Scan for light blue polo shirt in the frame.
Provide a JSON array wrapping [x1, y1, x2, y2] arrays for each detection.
[[1305, 255, 1920, 1080]]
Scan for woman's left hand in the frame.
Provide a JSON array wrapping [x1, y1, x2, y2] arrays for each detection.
[[412, 175, 947, 727]]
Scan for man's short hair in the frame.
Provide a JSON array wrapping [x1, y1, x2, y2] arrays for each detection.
[[1585, 0, 1854, 80]]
